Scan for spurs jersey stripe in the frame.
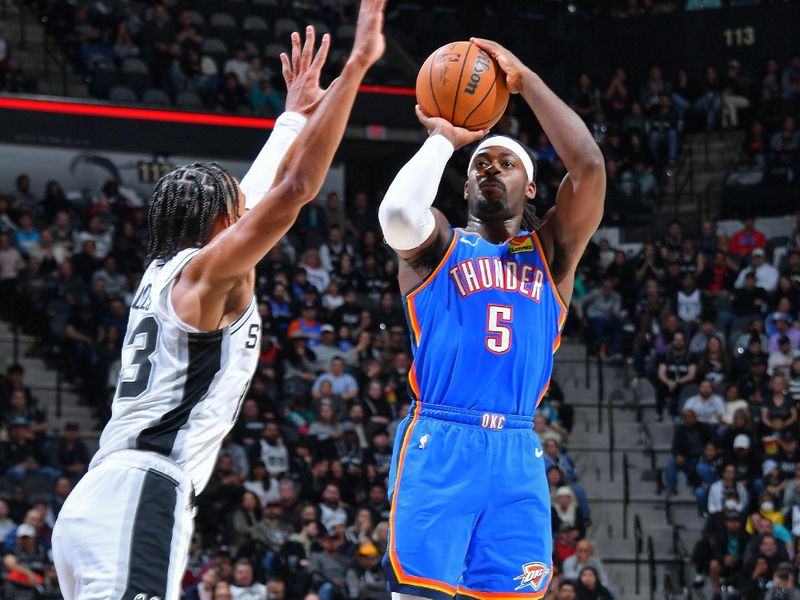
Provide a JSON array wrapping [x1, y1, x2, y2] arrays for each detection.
[[91, 247, 260, 493]]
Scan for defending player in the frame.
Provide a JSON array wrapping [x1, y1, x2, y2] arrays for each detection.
[[378, 39, 605, 599], [51, 2, 386, 599]]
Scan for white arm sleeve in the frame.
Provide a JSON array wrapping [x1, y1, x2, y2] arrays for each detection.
[[240, 111, 307, 210], [378, 134, 453, 251]]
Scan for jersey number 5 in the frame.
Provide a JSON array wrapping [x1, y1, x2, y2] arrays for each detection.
[[118, 316, 159, 400], [486, 304, 513, 354]]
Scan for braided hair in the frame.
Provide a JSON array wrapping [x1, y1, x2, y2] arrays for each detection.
[[519, 147, 541, 233], [145, 162, 240, 264]]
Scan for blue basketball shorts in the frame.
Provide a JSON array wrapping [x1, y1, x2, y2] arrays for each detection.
[[382, 402, 553, 600]]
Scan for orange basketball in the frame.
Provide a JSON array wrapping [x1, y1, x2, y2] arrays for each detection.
[[415, 41, 509, 131]]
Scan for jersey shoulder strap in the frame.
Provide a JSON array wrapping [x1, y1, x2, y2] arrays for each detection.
[[149, 248, 203, 332]]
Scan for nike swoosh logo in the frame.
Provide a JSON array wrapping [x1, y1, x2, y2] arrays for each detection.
[[534, 448, 543, 458]]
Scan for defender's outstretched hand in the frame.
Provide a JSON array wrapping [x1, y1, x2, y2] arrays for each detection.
[[349, 0, 387, 69], [470, 37, 532, 94], [281, 26, 331, 115], [415, 105, 486, 150]]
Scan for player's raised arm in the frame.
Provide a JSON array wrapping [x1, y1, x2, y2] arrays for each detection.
[[239, 27, 333, 210], [378, 107, 485, 293], [178, 1, 386, 311], [472, 38, 605, 301]]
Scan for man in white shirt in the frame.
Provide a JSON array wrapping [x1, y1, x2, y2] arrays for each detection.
[[734, 247, 779, 293], [682, 379, 726, 425], [223, 45, 251, 87], [769, 335, 800, 375], [231, 558, 266, 600]]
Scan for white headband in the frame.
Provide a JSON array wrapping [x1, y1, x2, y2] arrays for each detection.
[[468, 136, 535, 182]]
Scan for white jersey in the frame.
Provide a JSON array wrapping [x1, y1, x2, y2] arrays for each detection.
[[91, 248, 260, 493]]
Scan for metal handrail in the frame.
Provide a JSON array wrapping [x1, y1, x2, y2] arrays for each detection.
[[648, 536, 657, 600], [596, 355, 604, 434], [634, 514, 643, 594], [608, 389, 615, 481], [622, 453, 630, 538]]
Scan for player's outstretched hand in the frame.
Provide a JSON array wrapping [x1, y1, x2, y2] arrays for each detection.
[[349, 0, 386, 69], [415, 105, 486, 150], [470, 37, 531, 94], [281, 26, 331, 116]]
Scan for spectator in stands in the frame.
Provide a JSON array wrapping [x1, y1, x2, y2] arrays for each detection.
[[683, 379, 726, 425], [1, 418, 60, 484], [224, 45, 252, 89], [570, 73, 601, 124], [50, 422, 89, 481], [140, 2, 174, 86], [656, 331, 697, 420], [259, 422, 289, 478], [731, 217, 767, 256], [573, 565, 613, 600], [708, 463, 749, 515], [732, 273, 769, 320], [577, 276, 624, 359], [344, 539, 389, 600], [691, 66, 721, 130], [562, 540, 610, 587], [694, 442, 722, 514], [216, 73, 249, 114], [765, 562, 800, 600], [675, 273, 704, 333], [231, 557, 266, 600], [721, 60, 751, 129], [761, 375, 797, 437], [770, 117, 799, 160], [648, 94, 680, 166], [554, 580, 578, 600], [0, 231, 25, 315], [666, 408, 715, 495], [312, 357, 358, 403], [735, 248, 780, 294], [709, 511, 749, 598], [2, 522, 53, 600], [741, 533, 786, 598], [696, 335, 732, 386], [310, 530, 348, 600], [769, 313, 800, 352], [250, 79, 285, 118], [768, 335, 799, 375], [174, 10, 203, 56]]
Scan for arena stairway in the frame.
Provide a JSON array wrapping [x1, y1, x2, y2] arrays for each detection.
[[0, 319, 101, 449], [556, 342, 694, 599]]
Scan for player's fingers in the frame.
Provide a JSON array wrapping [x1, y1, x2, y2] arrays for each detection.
[[414, 104, 435, 130], [280, 53, 292, 83], [470, 37, 502, 58], [291, 31, 302, 74], [466, 129, 489, 143], [311, 33, 331, 72], [301, 25, 315, 71]]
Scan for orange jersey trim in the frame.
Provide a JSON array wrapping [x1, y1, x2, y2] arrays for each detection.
[[531, 232, 568, 353], [534, 377, 551, 410], [406, 231, 460, 303], [408, 364, 421, 401], [387, 403, 458, 596], [457, 581, 552, 599]]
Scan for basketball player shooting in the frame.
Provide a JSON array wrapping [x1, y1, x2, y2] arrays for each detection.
[[378, 39, 605, 599], [51, 2, 386, 599]]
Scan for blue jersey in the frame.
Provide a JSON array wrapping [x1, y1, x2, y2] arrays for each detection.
[[404, 227, 567, 417]]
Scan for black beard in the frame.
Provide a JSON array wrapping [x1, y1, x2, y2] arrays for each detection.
[[475, 195, 506, 213]]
